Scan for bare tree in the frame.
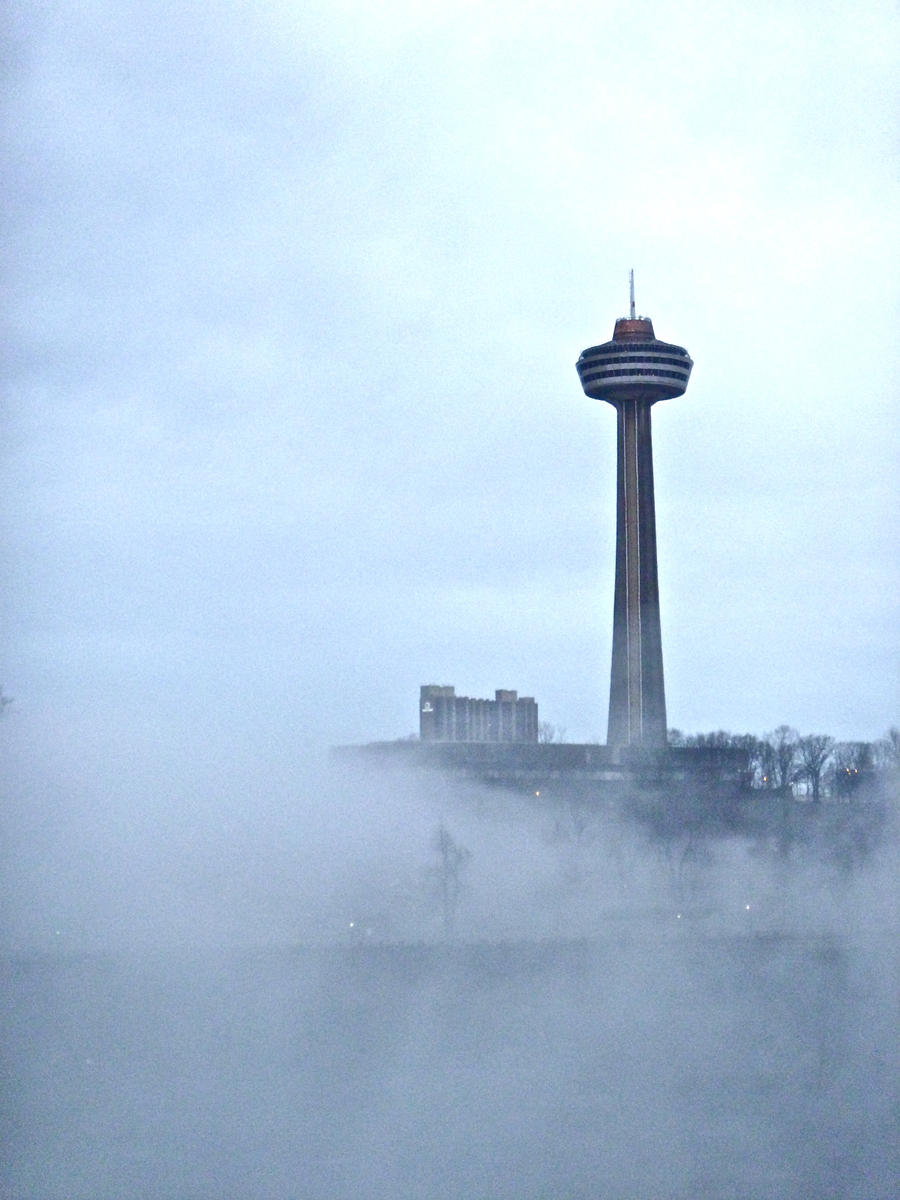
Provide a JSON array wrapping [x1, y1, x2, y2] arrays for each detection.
[[762, 725, 799, 791], [796, 734, 834, 803], [430, 824, 470, 940], [831, 742, 874, 798], [730, 734, 768, 789], [873, 727, 900, 773], [538, 721, 567, 744]]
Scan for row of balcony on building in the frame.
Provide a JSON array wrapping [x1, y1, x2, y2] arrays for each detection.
[[419, 685, 539, 743]]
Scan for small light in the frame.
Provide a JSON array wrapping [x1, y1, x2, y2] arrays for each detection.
[[745, 904, 751, 911], [676, 913, 682, 919]]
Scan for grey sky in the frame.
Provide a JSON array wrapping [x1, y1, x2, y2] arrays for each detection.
[[4, 0, 898, 762]]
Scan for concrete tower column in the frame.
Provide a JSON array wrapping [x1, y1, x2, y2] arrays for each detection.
[[609, 396, 666, 746]]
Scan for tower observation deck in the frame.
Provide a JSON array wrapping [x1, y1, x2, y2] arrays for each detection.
[[576, 276, 692, 750]]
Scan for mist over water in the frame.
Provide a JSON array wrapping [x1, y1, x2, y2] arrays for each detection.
[[3, 742, 898, 1200]]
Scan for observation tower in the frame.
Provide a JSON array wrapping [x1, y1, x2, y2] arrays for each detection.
[[576, 274, 692, 750]]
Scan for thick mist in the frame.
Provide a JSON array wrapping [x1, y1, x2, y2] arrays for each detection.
[[3, 738, 898, 1199], [4, 734, 897, 954]]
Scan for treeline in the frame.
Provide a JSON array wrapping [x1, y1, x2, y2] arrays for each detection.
[[667, 724, 900, 803]]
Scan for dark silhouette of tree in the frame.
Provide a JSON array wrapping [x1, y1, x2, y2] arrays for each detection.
[[730, 734, 768, 789], [762, 725, 799, 791], [796, 734, 834, 803], [430, 824, 470, 940], [873, 727, 900, 773], [830, 742, 874, 798], [821, 795, 888, 873]]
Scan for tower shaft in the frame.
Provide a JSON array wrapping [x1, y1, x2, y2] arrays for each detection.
[[609, 398, 666, 748]]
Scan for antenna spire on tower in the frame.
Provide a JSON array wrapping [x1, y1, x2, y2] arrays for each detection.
[[629, 269, 636, 319]]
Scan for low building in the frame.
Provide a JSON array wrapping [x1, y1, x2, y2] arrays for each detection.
[[419, 685, 538, 743]]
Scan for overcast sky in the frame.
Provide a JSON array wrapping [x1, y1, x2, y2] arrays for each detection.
[[4, 0, 898, 769]]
